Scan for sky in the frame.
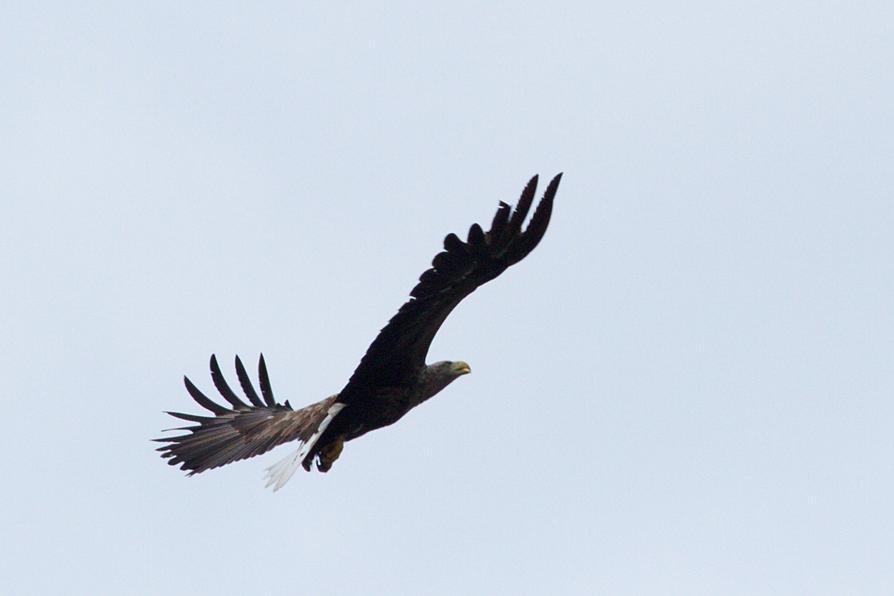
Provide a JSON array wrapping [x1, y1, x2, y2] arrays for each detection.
[[2, 2, 893, 594]]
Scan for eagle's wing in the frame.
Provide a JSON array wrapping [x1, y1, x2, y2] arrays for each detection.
[[339, 173, 562, 400], [154, 354, 337, 476]]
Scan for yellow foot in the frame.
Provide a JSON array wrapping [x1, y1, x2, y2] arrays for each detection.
[[317, 436, 345, 473]]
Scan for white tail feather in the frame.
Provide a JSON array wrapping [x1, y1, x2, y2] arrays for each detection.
[[263, 402, 346, 491], [264, 449, 303, 491]]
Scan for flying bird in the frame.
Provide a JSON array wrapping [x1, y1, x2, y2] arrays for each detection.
[[156, 173, 562, 490]]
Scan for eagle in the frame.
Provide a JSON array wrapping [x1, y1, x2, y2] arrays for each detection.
[[156, 173, 562, 490]]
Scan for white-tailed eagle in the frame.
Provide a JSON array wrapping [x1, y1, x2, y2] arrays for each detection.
[[156, 174, 562, 490]]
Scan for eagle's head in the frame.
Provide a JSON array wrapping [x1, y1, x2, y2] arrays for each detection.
[[417, 360, 471, 403], [428, 360, 471, 379]]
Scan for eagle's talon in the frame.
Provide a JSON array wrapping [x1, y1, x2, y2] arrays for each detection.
[[317, 436, 345, 472]]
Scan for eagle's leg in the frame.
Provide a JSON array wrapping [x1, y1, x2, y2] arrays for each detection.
[[316, 435, 345, 473]]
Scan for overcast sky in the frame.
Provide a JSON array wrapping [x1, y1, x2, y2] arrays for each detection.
[[2, 2, 893, 595]]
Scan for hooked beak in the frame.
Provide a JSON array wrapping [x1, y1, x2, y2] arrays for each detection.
[[454, 362, 471, 375]]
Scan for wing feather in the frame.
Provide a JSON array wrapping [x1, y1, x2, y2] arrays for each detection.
[[234, 354, 265, 407], [488, 201, 512, 251], [510, 172, 561, 263], [258, 354, 277, 407], [443, 232, 468, 255], [508, 174, 538, 235], [184, 375, 231, 415], [165, 411, 212, 424], [210, 354, 250, 409]]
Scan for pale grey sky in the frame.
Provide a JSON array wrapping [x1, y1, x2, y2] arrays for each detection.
[[2, 2, 893, 595]]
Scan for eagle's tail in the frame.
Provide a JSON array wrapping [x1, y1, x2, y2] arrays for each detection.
[[154, 354, 340, 481], [263, 401, 346, 490]]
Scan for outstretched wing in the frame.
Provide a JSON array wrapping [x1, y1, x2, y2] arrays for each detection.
[[340, 173, 562, 399], [154, 354, 337, 475]]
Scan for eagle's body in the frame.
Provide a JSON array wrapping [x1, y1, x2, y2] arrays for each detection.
[[156, 174, 562, 490]]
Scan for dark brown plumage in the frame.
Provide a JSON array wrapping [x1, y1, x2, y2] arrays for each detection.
[[155, 173, 562, 489]]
